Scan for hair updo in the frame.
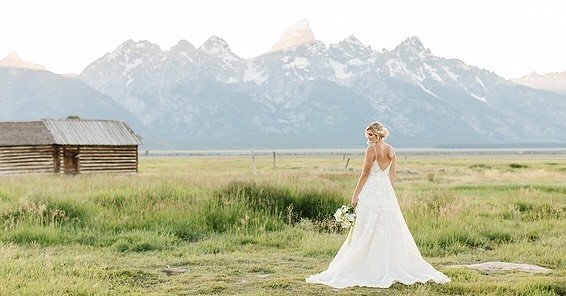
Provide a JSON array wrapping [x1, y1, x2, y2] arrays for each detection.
[[366, 122, 390, 140]]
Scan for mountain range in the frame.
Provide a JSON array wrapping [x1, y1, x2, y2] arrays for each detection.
[[0, 67, 146, 134], [2, 20, 566, 148], [512, 71, 566, 95]]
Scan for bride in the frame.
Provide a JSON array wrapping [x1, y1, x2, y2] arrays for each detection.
[[305, 122, 451, 288]]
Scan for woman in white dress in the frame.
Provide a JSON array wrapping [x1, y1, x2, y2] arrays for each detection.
[[306, 122, 451, 289]]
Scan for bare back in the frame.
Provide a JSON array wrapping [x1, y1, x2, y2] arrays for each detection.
[[371, 142, 393, 171]]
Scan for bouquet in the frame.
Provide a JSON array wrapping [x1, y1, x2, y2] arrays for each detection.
[[334, 204, 356, 229]]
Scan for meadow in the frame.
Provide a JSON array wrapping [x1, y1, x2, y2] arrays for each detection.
[[0, 154, 565, 295]]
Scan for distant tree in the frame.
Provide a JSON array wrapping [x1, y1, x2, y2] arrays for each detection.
[[66, 115, 80, 120]]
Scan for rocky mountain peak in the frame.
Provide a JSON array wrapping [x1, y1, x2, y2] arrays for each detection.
[[269, 19, 317, 53], [73, 32, 566, 148], [393, 36, 431, 57], [198, 36, 240, 60], [124, 39, 162, 52], [6, 51, 21, 60], [168, 40, 197, 58], [171, 40, 196, 51], [329, 35, 374, 65], [511, 70, 566, 95], [400, 36, 424, 48], [107, 39, 162, 58], [99, 39, 163, 67], [341, 35, 365, 47], [0, 51, 46, 71], [335, 35, 372, 54]]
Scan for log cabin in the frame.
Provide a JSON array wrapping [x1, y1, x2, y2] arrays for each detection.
[[0, 119, 142, 175]]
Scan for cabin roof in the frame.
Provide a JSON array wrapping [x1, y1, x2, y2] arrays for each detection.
[[0, 121, 55, 145], [0, 119, 142, 146]]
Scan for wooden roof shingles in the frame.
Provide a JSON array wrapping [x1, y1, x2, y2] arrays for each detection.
[[0, 121, 55, 145], [0, 119, 142, 146]]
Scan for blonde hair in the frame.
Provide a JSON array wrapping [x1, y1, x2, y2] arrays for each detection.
[[366, 122, 390, 140]]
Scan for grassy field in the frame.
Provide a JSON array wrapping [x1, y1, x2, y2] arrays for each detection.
[[0, 154, 565, 295]]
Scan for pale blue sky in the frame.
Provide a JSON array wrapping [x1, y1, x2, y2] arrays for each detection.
[[1, 0, 564, 78]]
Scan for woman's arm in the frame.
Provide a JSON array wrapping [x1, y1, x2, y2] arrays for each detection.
[[351, 146, 375, 207], [389, 147, 396, 187]]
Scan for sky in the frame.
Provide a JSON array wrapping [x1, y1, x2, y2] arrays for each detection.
[[1, 0, 565, 79]]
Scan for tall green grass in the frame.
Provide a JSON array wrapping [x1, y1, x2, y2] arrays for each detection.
[[206, 180, 343, 233], [0, 155, 565, 295], [0, 177, 345, 249], [1, 166, 564, 258]]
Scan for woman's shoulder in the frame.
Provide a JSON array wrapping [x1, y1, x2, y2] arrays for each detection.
[[383, 142, 396, 157], [365, 144, 379, 156]]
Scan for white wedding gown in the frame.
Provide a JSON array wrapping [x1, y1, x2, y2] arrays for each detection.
[[306, 158, 451, 288]]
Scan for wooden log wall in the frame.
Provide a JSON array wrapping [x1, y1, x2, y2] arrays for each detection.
[[0, 145, 55, 175], [57, 146, 65, 174], [77, 145, 138, 173], [0, 145, 138, 175]]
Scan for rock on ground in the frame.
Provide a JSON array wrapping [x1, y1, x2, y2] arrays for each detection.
[[450, 261, 552, 274]]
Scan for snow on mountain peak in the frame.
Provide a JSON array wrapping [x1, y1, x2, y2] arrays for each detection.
[[397, 37, 427, 52], [72, 31, 566, 147], [202, 36, 229, 47], [0, 51, 46, 71], [329, 35, 375, 67], [171, 40, 196, 51], [269, 19, 317, 53], [333, 35, 372, 55], [342, 35, 365, 47], [392, 36, 432, 60], [118, 39, 136, 49], [169, 40, 197, 59], [112, 39, 162, 55], [199, 36, 238, 58], [103, 39, 163, 64]]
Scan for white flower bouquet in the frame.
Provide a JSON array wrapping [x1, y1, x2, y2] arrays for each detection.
[[334, 204, 356, 229]]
